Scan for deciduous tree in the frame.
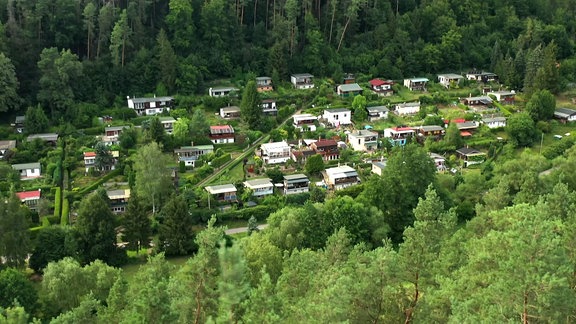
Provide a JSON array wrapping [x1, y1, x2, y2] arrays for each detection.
[[525, 89, 556, 121], [0, 53, 20, 112], [133, 142, 173, 213], [241, 81, 262, 130], [0, 194, 31, 268], [506, 112, 538, 147]]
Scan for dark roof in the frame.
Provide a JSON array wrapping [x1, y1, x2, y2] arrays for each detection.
[[554, 108, 576, 118], [456, 147, 485, 156], [313, 139, 338, 148], [130, 96, 174, 103], [324, 108, 351, 113], [367, 106, 389, 113]]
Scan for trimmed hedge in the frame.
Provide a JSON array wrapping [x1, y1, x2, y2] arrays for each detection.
[[53, 187, 61, 219], [217, 205, 276, 222], [211, 153, 232, 169], [61, 198, 69, 225], [78, 168, 122, 194]]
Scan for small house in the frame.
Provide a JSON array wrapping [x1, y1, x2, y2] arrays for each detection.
[[310, 139, 340, 161], [205, 184, 237, 202], [323, 165, 360, 191], [323, 108, 352, 127], [456, 147, 486, 167], [256, 77, 273, 92], [456, 121, 479, 136], [220, 106, 241, 119], [243, 178, 274, 197], [209, 125, 235, 144], [403, 78, 428, 91], [13, 116, 25, 133], [283, 174, 310, 195], [16, 190, 41, 211], [174, 145, 214, 167], [384, 127, 415, 146], [291, 149, 317, 164], [366, 106, 389, 121], [430, 153, 446, 172], [337, 83, 363, 97], [371, 161, 387, 176], [291, 73, 314, 89], [261, 99, 277, 115], [159, 117, 176, 134], [127, 96, 174, 116], [482, 116, 507, 129], [416, 125, 445, 140], [260, 141, 291, 164], [83, 150, 119, 173], [12, 162, 41, 179], [347, 130, 379, 151], [488, 90, 515, 104], [462, 96, 493, 107], [393, 102, 420, 116], [437, 73, 464, 88], [0, 140, 16, 160], [465, 71, 498, 83], [293, 114, 317, 132], [369, 79, 394, 96], [554, 108, 576, 123], [27, 133, 59, 145], [107, 189, 130, 214], [105, 126, 129, 138], [209, 86, 239, 97]]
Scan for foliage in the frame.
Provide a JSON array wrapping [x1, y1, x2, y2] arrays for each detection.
[[133, 143, 173, 213], [525, 89, 556, 121], [156, 194, 196, 256], [352, 95, 367, 122], [122, 193, 151, 253], [305, 154, 325, 175], [29, 226, 77, 273], [0, 194, 31, 268], [506, 112, 539, 147], [0, 268, 37, 314], [241, 81, 262, 130], [210, 153, 232, 169], [24, 105, 49, 135]]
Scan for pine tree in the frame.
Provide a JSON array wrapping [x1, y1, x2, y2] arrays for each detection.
[[157, 194, 196, 256], [122, 193, 151, 253], [240, 81, 262, 130]]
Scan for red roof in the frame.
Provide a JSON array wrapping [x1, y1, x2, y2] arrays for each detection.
[[369, 79, 385, 86], [210, 125, 233, 131], [17, 190, 41, 200], [460, 131, 473, 137], [313, 139, 338, 147], [453, 118, 466, 123], [393, 127, 414, 132], [83, 152, 96, 157]]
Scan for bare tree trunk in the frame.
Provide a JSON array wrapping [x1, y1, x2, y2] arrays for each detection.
[[265, 0, 269, 29], [337, 17, 350, 52], [329, 0, 337, 45], [253, 0, 258, 27]]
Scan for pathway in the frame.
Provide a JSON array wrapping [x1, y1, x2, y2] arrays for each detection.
[[225, 224, 269, 235]]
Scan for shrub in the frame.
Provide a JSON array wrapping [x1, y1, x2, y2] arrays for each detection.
[[211, 153, 232, 169], [61, 198, 69, 225], [53, 187, 61, 219], [217, 205, 275, 222]]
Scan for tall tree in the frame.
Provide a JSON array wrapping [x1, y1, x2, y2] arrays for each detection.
[[156, 29, 178, 93], [29, 226, 77, 274], [525, 89, 556, 121], [75, 190, 124, 266], [94, 142, 114, 172], [506, 112, 538, 147], [110, 10, 132, 67], [352, 95, 367, 122], [156, 194, 196, 256], [0, 268, 37, 314], [0, 194, 31, 268], [241, 81, 262, 130], [444, 121, 463, 149], [37, 48, 82, 120], [146, 117, 165, 144], [83, 2, 97, 60], [133, 142, 173, 213], [122, 193, 151, 253], [97, 3, 116, 58], [166, 0, 196, 54], [24, 105, 49, 134], [0, 53, 20, 112]]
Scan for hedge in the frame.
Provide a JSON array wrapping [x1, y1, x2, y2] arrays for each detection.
[[53, 187, 61, 219], [61, 198, 69, 225], [217, 205, 276, 222], [211, 153, 232, 169], [78, 168, 122, 194]]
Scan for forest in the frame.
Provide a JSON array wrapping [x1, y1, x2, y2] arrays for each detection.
[[2, 0, 576, 323]]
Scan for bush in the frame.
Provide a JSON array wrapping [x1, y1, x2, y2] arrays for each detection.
[[53, 187, 61, 219], [211, 153, 232, 169], [542, 136, 576, 159], [61, 198, 69, 225], [217, 205, 276, 222], [285, 192, 310, 205]]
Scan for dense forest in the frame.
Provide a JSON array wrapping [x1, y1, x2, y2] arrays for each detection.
[[4, 0, 576, 323], [0, 0, 575, 118]]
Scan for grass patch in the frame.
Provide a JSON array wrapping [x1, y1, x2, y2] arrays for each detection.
[[121, 255, 190, 282]]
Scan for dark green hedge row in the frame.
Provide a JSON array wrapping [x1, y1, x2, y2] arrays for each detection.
[[77, 168, 122, 195], [211, 153, 232, 169], [61, 198, 69, 225], [217, 205, 276, 222], [53, 187, 61, 219]]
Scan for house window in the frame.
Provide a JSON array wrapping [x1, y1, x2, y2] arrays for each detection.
[[344, 114, 347, 117]]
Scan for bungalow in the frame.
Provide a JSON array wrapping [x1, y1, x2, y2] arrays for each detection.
[[323, 165, 360, 191], [243, 178, 274, 197], [482, 116, 507, 129], [13, 115, 25, 133], [366, 106, 389, 121], [105, 126, 129, 138], [260, 141, 291, 164], [430, 153, 447, 172], [393, 102, 420, 116], [371, 160, 387, 176], [369, 79, 394, 96], [27, 133, 59, 145], [107, 189, 130, 214], [261, 99, 277, 115], [291, 73, 314, 89], [416, 125, 445, 140], [283, 174, 310, 195], [174, 145, 214, 167], [465, 71, 498, 83], [462, 96, 493, 107], [209, 125, 235, 144], [220, 106, 241, 119], [84, 150, 119, 173], [337, 83, 363, 97], [348, 130, 379, 151], [488, 90, 515, 104], [456, 147, 486, 167], [403, 78, 428, 91], [209, 86, 239, 97], [384, 127, 415, 146], [0, 140, 16, 160], [323, 108, 352, 127], [159, 117, 176, 134], [437, 73, 464, 88], [456, 121, 479, 135], [293, 114, 317, 132], [205, 184, 237, 203], [256, 77, 273, 92], [554, 108, 576, 123], [310, 139, 340, 161], [291, 149, 317, 164], [16, 190, 41, 211], [12, 162, 41, 179], [127, 95, 174, 116]]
